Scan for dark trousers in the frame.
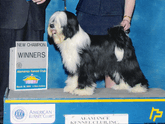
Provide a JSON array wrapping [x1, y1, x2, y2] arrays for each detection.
[[0, 20, 44, 114]]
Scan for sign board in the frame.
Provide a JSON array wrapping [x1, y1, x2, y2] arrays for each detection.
[[9, 41, 48, 91], [65, 114, 128, 124], [10, 104, 55, 123]]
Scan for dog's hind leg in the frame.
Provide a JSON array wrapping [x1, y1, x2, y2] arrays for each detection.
[[129, 83, 148, 93], [112, 79, 131, 90], [64, 74, 78, 94], [111, 71, 148, 93], [111, 71, 130, 90]]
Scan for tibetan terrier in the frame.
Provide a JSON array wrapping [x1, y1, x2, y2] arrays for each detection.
[[48, 11, 149, 95]]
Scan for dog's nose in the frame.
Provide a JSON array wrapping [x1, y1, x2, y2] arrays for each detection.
[[50, 24, 54, 28]]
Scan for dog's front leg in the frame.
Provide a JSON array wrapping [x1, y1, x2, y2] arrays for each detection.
[[73, 73, 96, 96], [64, 74, 78, 94]]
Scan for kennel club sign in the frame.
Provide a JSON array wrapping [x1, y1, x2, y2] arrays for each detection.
[[65, 114, 128, 124], [9, 41, 48, 91]]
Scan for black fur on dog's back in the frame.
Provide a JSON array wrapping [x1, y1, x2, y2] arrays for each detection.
[[77, 26, 148, 89]]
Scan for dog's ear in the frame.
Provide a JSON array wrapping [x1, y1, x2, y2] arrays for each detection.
[[63, 25, 74, 39], [47, 25, 53, 37], [63, 24, 79, 40]]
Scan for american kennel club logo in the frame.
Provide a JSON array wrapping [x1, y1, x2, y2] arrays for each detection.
[[11, 106, 28, 122], [14, 109, 25, 120], [10, 104, 56, 123]]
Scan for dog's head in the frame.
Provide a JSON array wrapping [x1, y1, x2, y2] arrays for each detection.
[[48, 11, 79, 44]]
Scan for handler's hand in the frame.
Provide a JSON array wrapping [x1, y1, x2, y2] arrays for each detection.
[[120, 19, 131, 31], [32, 0, 46, 4]]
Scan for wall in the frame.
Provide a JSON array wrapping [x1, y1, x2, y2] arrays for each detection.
[[44, 0, 165, 89], [130, 0, 165, 89]]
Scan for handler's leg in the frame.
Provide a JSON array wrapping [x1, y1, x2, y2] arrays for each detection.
[[105, 76, 115, 88]]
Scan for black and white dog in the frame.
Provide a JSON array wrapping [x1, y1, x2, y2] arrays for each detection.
[[48, 11, 149, 95]]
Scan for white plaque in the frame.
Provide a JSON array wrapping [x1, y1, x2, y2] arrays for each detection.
[[65, 114, 128, 124]]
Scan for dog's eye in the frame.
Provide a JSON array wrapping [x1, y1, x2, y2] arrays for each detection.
[[50, 24, 54, 28]]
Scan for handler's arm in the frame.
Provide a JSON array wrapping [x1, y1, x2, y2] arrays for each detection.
[[121, 0, 136, 31]]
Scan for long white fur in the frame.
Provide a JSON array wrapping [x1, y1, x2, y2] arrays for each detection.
[[73, 83, 96, 95], [112, 73, 147, 93], [112, 79, 131, 90], [48, 11, 67, 44], [64, 74, 78, 93], [113, 71, 121, 83], [130, 84, 147, 93], [49, 11, 67, 28], [64, 73, 96, 95], [49, 12, 96, 95], [114, 46, 124, 62], [57, 26, 91, 73]]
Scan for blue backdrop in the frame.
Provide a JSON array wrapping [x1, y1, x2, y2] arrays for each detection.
[[44, 0, 165, 90]]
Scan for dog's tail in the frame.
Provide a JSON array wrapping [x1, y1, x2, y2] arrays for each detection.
[[108, 26, 128, 41], [108, 26, 131, 48]]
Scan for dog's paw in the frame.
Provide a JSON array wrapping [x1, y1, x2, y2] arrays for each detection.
[[112, 82, 148, 93], [73, 86, 95, 96], [129, 83, 148, 93], [73, 89, 94, 96], [64, 75, 78, 93], [112, 82, 130, 90], [64, 85, 76, 93]]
